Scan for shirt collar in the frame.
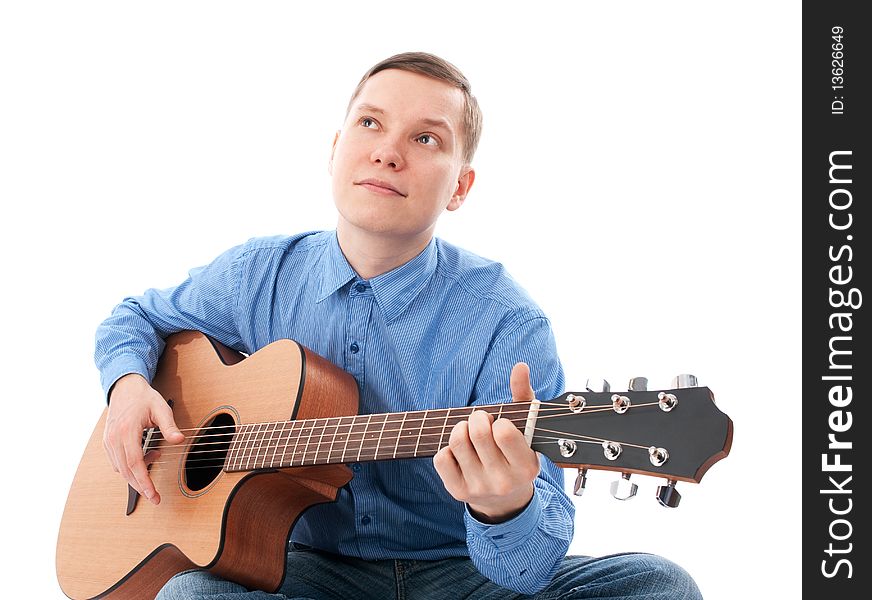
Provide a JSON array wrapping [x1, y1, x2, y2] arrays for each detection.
[[315, 231, 358, 302], [370, 237, 438, 323], [315, 231, 438, 323]]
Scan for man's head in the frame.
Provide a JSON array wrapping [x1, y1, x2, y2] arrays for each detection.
[[329, 52, 481, 247], [346, 52, 482, 165]]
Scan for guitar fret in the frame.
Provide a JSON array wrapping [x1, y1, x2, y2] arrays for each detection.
[[244, 424, 258, 471], [413, 410, 428, 457], [313, 417, 328, 465], [255, 423, 269, 469], [256, 423, 272, 470], [367, 414, 388, 461], [375, 414, 387, 459], [340, 416, 355, 463], [397, 412, 423, 459], [269, 422, 286, 468], [290, 419, 305, 467], [439, 409, 451, 451], [317, 417, 341, 465], [323, 417, 336, 465], [357, 414, 373, 462], [263, 422, 278, 469], [357, 414, 386, 461], [235, 424, 251, 471], [328, 416, 352, 463], [280, 421, 298, 467], [277, 422, 291, 467], [253, 423, 266, 469], [292, 419, 310, 466], [226, 427, 240, 470], [420, 410, 446, 457], [230, 425, 243, 471], [303, 418, 318, 465], [392, 412, 407, 459], [264, 422, 280, 469], [315, 417, 331, 464], [243, 424, 260, 471], [378, 414, 402, 461]]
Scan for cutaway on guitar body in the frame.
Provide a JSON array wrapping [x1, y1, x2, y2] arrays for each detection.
[[56, 331, 358, 600]]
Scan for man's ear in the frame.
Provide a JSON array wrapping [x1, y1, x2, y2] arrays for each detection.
[[328, 130, 340, 175], [447, 167, 475, 211]]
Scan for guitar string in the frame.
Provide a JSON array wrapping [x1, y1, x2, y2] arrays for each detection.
[[146, 399, 662, 443], [144, 423, 599, 465], [144, 402, 665, 464], [143, 402, 661, 458], [175, 430, 630, 467], [145, 432, 633, 472], [163, 424, 652, 464], [142, 397, 644, 436], [142, 407, 665, 469]]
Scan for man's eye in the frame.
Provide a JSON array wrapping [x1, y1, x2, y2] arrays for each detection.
[[361, 117, 377, 128], [417, 134, 438, 146]]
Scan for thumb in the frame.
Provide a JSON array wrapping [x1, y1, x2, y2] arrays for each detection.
[[510, 362, 536, 403], [151, 401, 184, 444]]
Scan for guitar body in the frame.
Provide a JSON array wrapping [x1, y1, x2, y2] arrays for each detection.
[[56, 331, 358, 600]]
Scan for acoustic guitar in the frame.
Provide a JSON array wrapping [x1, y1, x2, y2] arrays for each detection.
[[56, 330, 732, 599]]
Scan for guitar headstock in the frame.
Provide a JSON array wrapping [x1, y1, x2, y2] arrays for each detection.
[[532, 375, 732, 507]]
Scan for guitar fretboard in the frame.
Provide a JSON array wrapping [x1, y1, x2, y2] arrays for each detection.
[[224, 403, 530, 472]]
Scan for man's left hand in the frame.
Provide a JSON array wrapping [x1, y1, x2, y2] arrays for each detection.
[[433, 362, 541, 524]]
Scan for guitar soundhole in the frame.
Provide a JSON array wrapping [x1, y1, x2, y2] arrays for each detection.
[[185, 412, 236, 492]]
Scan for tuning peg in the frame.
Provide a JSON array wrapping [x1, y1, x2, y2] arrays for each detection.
[[585, 378, 611, 393], [610, 473, 638, 500], [656, 479, 682, 508], [628, 377, 648, 391], [573, 468, 588, 496], [671, 374, 698, 389]]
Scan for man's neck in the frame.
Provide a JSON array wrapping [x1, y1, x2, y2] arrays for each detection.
[[336, 222, 433, 280]]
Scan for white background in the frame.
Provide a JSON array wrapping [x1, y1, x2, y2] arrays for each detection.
[[0, 2, 800, 598]]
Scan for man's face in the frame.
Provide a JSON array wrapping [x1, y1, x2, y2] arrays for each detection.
[[330, 69, 474, 244]]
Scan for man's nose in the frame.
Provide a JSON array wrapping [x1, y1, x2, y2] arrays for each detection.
[[370, 139, 404, 169]]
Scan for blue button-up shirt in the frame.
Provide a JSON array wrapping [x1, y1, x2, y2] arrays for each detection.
[[95, 230, 575, 594]]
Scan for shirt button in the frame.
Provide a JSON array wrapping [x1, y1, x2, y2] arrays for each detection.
[[351, 463, 361, 472], [350, 342, 360, 354], [354, 283, 367, 293], [361, 515, 371, 525]]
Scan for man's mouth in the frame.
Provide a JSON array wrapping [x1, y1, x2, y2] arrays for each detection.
[[355, 178, 407, 197]]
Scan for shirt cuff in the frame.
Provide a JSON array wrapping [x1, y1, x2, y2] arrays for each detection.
[[464, 488, 542, 552], [100, 355, 151, 402]]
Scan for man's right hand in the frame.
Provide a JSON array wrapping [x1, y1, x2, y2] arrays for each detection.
[[103, 373, 185, 505]]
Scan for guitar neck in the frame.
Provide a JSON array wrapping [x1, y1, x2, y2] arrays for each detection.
[[224, 403, 531, 472]]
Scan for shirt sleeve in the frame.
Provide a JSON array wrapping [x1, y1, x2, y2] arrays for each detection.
[[93, 242, 248, 400], [463, 310, 575, 595]]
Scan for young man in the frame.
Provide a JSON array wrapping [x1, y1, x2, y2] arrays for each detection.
[[96, 52, 702, 599]]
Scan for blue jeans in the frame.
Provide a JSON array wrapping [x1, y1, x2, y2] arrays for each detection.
[[156, 544, 702, 599]]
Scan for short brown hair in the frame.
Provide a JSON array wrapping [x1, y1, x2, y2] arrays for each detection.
[[346, 52, 483, 164]]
